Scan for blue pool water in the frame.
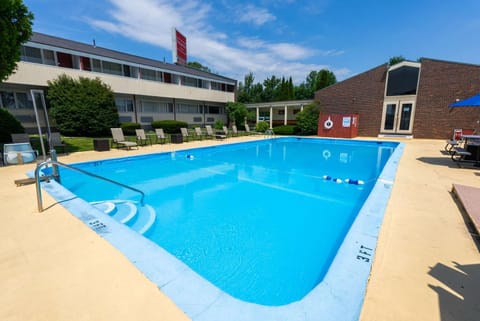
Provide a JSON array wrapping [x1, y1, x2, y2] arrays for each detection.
[[55, 137, 397, 307]]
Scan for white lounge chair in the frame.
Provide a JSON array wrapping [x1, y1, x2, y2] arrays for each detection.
[[135, 129, 149, 146], [206, 125, 226, 139], [180, 127, 191, 141], [155, 128, 167, 144], [110, 128, 138, 150], [194, 127, 204, 140]]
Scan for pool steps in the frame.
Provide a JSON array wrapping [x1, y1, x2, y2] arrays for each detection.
[[90, 200, 156, 234]]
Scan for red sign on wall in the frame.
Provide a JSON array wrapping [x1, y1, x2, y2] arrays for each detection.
[[172, 28, 187, 65]]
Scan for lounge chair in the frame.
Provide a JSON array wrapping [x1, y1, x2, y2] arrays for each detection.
[[3, 142, 37, 165], [11, 133, 30, 143], [206, 125, 226, 139], [110, 128, 138, 150], [155, 128, 167, 144], [180, 127, 191, 142], [194, 127, 204, 140], [232, 125, 243, 136], [50, 132, 67, 154], [245, 124, 260, 135], [222, 126, 230, 137], [135, 129, 149, 146]]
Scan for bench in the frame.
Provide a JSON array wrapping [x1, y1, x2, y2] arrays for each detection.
[[452, 184, 480, 236]]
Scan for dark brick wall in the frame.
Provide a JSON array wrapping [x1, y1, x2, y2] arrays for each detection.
[[315, 59, 480, 139], [315, 64, 388, 137], [414, 59, 480, 138]]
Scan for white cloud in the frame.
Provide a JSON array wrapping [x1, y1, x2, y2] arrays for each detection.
[[86, 0, 349, 83], [237, 5, 276, 26]]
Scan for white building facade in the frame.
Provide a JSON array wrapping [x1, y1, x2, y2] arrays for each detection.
[[0, 33, 236, 132]]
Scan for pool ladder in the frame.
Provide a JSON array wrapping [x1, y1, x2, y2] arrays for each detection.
[[35, 158, 145, 212]]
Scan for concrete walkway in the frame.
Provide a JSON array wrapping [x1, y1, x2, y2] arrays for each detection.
[[1, 137, 479, 321]]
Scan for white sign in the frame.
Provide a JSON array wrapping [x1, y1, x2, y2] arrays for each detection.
[[342, 116, 351, 127]]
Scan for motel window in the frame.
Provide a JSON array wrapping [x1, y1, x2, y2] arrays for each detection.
[[226, 84, 235, 92], [0, 91, 33, 109], [183, 76, 197, 87], [15, 92, 33, 109], [57, 52, 73, 68], [102, 61, 123, 76], [0, 92, 15, 109], [202, 80, 210, 89], [177, 103, 202, 114], [21, 46, 42, 63], [92, 59, 102, 72], [211, 82, 220, 90], [80, 57, 91, 71], [115, 99, 134, 112], [140, 68, 157, 81], [42, 49, 56, 65], [206, 105, 224, 114], [141, 101, 173, 113], [277, 110, 285, 115]]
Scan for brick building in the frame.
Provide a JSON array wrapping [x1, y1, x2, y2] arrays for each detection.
[[315, 58, 480, 139]]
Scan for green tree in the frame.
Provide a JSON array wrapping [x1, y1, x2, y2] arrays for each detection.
[[389, 56, 406, 66], [225, 101, 248, 126], [47, 74, 119, 137], [262, 75, 281, 102], [0, 0, 34, 81], [187, 61, 211, 73], [295, 102, 321, 135]]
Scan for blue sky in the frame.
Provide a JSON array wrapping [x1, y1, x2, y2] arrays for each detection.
[[24, 0, 480, 84]]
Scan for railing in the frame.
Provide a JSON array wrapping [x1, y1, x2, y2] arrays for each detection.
[[35, 159, 145, 212]]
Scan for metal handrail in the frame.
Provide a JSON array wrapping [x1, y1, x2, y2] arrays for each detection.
[[35, 159, 145, 212]]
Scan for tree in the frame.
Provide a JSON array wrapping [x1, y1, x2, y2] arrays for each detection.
[[225, 101, 248, 126], [295, 102, 321, 135], [0, 0, 34, 81], [187, 61, 211, 73], [262, 75, 281, 102], [389, 56, 406, 66], [47, 74, 119, 137]]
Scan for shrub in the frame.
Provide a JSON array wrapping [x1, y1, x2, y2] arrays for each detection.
[[0, 108, 25, 143], [256, 121, 269, 132], [214, 120, 224, 130], [296, 102, 321, 135], [120, 122, 141, 135], [47, 74, 119, 137], [272, 125, 300, 135], [151, 120, 188, 133]]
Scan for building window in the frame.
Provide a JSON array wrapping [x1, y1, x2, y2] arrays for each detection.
[[193, 117, 202, 122], [140, 101, 173, 113], [140, 68, 156, 81], [102, 61, 123, 76], [177, 103, 202, 114], [15, 92, 33, 109], [21, 46, 42, 63], [42, 49, 56, 65], [183, 76, 197, 87], [386, 65, 420, 96], [91, 59, 102, 72], [206, 105, 224, 114], [0, 92, 15, 109], [115, 99, 134, 112], [0, 91, 33, 109], [57, 52, 73, 68], [278, 110, 285, 115]]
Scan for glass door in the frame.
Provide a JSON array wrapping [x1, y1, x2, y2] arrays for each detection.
[[381, 100, 415, 134]]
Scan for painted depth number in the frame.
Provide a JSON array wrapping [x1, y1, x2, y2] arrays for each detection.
[[356, 245, 373, 262]]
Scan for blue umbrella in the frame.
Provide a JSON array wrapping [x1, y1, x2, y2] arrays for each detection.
[[450, 93, 480, 107]]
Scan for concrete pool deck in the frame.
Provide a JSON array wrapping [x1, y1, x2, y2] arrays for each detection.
[[1, 137, 479, 321]]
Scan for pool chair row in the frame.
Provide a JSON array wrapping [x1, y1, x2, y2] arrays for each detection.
[[110, 128, 169, 149], [179, 124, 261, 142]]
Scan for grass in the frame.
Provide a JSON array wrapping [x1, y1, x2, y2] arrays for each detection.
[[29, 136, 114, 155]]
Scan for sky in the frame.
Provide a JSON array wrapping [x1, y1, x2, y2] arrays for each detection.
[[23, 0, 480, 85]]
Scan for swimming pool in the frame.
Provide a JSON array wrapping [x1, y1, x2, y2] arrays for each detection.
[[39, 137, 403, 320]]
